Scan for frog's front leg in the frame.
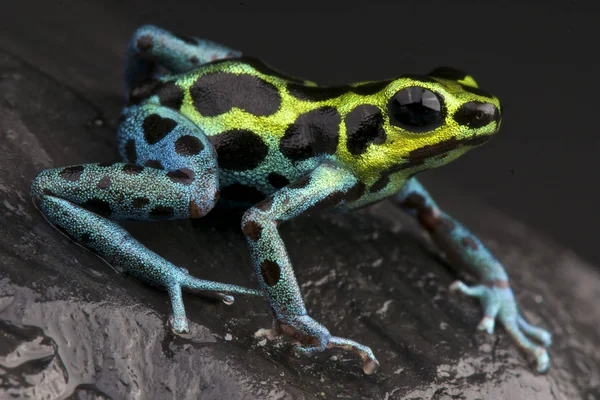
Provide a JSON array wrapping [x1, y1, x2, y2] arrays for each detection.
[[394, 178, 552, 373], [126, 24, 240, 92], [241, 163, 379, 374], [31, 105, 261, 333]]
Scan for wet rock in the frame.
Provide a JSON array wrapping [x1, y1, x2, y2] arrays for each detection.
[[0, 51, 599, 399]]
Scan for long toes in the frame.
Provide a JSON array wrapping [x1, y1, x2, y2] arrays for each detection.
[[449, 280, 486, 298], [477, 315, 496, 334], [518, 316, 552, 347], [328, 336, 379, 375], [533, 347, 550, 373], [180, 274, 262, 298], [504, 321, 551, 374]]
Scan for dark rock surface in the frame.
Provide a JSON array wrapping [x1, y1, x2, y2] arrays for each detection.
[[0, 50, 599, 399]]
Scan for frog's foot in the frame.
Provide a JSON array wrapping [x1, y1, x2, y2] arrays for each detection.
[[168, 273, 262, 333], [255, 315, 379, 374], [450, 280, 552, 373]]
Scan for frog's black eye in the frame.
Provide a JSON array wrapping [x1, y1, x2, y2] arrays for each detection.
[[388, 87, 444, 133]]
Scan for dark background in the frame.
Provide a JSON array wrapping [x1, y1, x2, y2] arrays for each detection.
[[1, 0, 598, 265]]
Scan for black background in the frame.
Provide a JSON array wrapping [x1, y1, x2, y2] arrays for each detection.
[[2, 0, 598, 265]]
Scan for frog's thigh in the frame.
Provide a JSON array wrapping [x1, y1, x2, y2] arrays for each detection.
[[126, 24, 241, 91], [117, 104, 220, 216]]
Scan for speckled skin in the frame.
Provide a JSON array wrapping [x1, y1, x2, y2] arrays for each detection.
[[30, 25, 552, 374]]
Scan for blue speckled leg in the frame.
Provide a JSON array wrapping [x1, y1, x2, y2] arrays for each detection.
[[242, 163, 379, 374], [395, 178, 552, 373], [31, 104, 261, 333], [125, 24, 241, 93]]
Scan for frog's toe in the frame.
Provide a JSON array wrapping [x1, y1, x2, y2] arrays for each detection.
[[503, 318, 551, 373], [450, 280, 552, 372], [218, 293, 235, 305], [518, 316, 553, 347], [170, 315, 190, 334], [327, 336, 380, 375], [254, 316, 378, 374], [477, 315, 497, 334], [450, 280, 501, 334]]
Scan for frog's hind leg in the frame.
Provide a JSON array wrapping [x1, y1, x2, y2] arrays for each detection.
[[394, 178, 551, 373], [125, 24, 241, 92], [31, 105, 261, 333]]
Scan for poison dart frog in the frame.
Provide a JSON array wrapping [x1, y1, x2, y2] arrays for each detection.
[[31, 25, 552, 375]]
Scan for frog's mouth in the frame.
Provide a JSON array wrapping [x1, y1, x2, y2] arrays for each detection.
[[403, 134, 492, 169]]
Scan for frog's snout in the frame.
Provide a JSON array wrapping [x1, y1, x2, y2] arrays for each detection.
[[453, 101, 501, 132]]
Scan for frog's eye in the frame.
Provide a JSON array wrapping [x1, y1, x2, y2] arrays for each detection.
[[388, 87, 444, 133]]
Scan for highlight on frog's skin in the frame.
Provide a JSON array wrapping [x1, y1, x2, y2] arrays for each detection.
[[30, 24, 551, 375]]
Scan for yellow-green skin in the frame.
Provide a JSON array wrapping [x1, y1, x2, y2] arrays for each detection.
[[30, 24, 551, 376]]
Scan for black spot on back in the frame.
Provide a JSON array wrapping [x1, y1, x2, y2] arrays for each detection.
[[190, 72, 281, 117], [174, 135, 204, 156], [125, 139, 137, 163], [149, 205, 175, 219], [59, 166, 84, 182], [209, 130, 268, 171], [82, 198, 112, 217], [345, 104, 386, 155], [288, 80, 392, 101], [287, 84, 349, 102], [143, 114, 178, 145], [267, 173, 290, 189], [190, 56, 199, 65], [166, 168, 195, 185], [279, 107, 341, 161], [260, 260, 281, 287], [156, 81, 185, 110], [220, 184, 264, 204]]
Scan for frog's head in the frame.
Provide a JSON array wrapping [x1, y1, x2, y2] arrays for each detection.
[[357, 67, 502, 174]]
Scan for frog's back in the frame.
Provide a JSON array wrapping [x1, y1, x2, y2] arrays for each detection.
[[129, 57, 333, 204]]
